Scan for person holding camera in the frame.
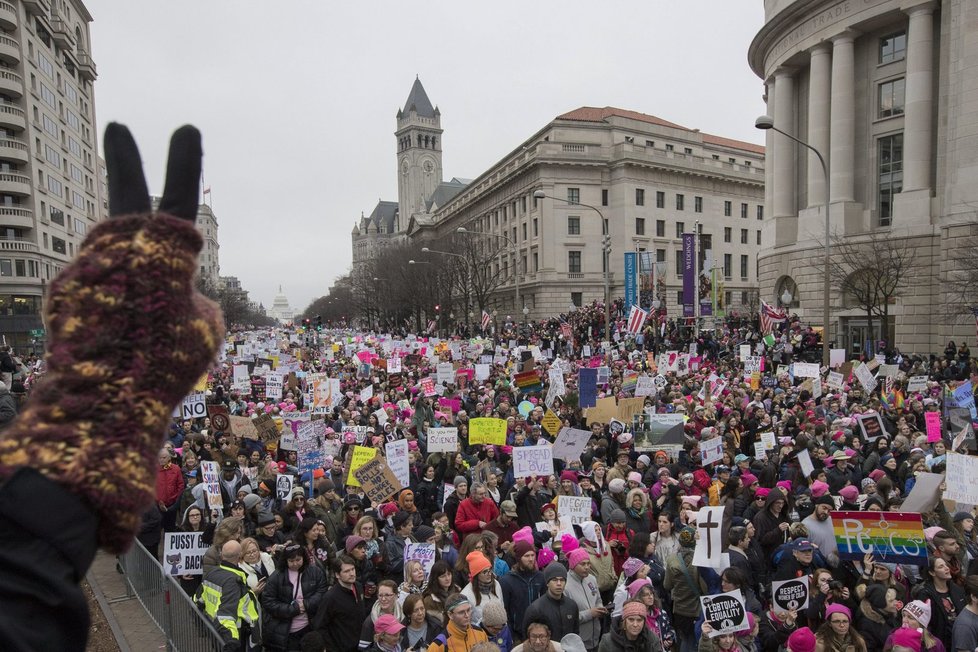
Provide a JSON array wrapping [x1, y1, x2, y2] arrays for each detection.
[[807, 568, 856, 630]]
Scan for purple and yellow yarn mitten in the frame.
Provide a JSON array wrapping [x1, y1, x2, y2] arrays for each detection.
[[0, 124, 224, 552]]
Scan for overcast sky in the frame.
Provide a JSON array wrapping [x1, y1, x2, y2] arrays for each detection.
[[84, 1, 766, 314]]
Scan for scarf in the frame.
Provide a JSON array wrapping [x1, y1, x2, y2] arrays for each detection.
[[398, 489, 417, 513], [581, 521, 607, 555]]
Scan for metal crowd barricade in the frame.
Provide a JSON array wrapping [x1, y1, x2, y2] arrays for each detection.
[[116, 539, 227, 652]]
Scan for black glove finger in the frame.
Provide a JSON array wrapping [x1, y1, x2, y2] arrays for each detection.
[[158, 125, 202, 222], [104, 122, 150, 217]]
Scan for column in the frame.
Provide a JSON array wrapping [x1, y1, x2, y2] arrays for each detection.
[[903, 2, 936, 192], [763, 78, 775, 215], [830, 32, 856, 203], [807, 43, 831, 207], [773, 68, 796, 218]]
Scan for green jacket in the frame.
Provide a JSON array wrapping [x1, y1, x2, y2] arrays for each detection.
[[663, 548, 706, 618]]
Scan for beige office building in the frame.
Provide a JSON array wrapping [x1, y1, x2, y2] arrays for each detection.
[[0, 0, 104, 350], [750, 0, 978, 354], [408, 107, 766, 322]]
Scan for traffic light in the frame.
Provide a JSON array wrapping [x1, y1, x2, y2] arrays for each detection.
[[434, 304, 441, 313], [316, 315, 322, 331]]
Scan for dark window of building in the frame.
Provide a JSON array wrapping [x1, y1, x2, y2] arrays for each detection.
[[636, 218, 645, 235], [740, 203, 748, 218], [757, 205, 764, 220], [740, 255, 749, 280], [724, 200, 732, 216], [601, 189, 608, 206], [878, 133, 903, 226], [724, 253, 732, 279], [676, 222, 685, 238], [879, 78, 906, 118], [741, 228, 748, 244], [675, 251, 683, 277], [568, 251, 582, 273], [636, 189, 644, 206], [676, 194, 685, 211], [656, 220, 665, 237], [567, 216, 580, 235], [694, 196, 703, 213], [571, 292, 582, 307], [656, 191, 665, 208], [567, 188, 580, 205], [880, 31, 907, 64]]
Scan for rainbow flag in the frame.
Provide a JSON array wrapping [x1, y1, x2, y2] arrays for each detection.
[[622, 370, 639, 395], [514, 370, 543, 392], [831, 511, 927, 564]]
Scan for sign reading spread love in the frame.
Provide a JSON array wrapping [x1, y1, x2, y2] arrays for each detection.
[[469, 418, 507, 445], [831, 511, 927, 564]]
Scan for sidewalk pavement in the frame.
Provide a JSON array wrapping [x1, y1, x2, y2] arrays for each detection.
[[87, 549, 166, 651]]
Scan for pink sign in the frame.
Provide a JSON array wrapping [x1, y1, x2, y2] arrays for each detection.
[[438, 397, 461, 413], [925, 412, 942, 443]]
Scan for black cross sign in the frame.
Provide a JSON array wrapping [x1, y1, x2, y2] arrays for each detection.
[[698, 509, 720, 558]]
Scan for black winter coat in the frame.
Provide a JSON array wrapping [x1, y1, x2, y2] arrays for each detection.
[[313, 582, 368, 652], [261, 565, 328, 651]]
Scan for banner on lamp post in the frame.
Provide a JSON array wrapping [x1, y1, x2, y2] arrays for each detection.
[[624, 252, 637, 310], [682, 233, 696, 317]]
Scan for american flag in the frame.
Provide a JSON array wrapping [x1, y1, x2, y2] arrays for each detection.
[[481, 310, 492, 330], [626, 305, 648, 335], [759, 300, 787, 334]]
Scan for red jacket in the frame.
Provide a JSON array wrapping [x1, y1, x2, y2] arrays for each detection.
[[605, 523, 633, 576], [455, 497, 499, 538], [155, 464, 184, 507]]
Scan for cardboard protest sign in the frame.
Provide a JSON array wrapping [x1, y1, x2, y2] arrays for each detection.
[[550, 427, 591, 461], [693, 506, 726, 568], [700, 589, 748, 636], [831, 511, 927, 563], [797, 449, 815, 478], [163, 532, 207, 576], [557, 495, 592, 526], [854, 362, 878, 394], [771, 577, 810, 612], [276, 473, 294, 500], [856, 413, 886, 442], [403, 542, 437, 582], [353, 456, 403, 505], [585, 396, 618, 425], [253, 413, 279, 442], [427, 427, 458, 453], [541, 410, 562, 437], [469, 418, 507, 446], [230, 415, 259, 441], [346, 446, 377, 487], [200, 460, 223, 510], [793, 363, 820, 379], [616, 397, 646, 423], [385, 438, 410, 489], [759, 432, 777, 450], [176, 391, 207, 420], [946, 452, 978, 504], [512, 445, 554, 478], [901, 472, 945, 513], [907, 375, 929, 393], [826, 371, 844, 389]]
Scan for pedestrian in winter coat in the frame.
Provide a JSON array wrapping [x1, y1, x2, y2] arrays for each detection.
[[314, 555, 367, 652], [598, 602, 663, 652], [663, 527, 706, 652], [261, 543, 328, 651], [751, 488, 791, 562], [523, 562, 580, 642], [565, 548, 606, 650], [499, 540, 547, 640]]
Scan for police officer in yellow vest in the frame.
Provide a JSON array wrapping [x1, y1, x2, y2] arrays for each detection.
[[195, 539, 260, 651]]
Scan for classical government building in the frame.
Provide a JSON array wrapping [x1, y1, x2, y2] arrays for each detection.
[[353, 79, 766, 322], [750, 0, 977, 354]]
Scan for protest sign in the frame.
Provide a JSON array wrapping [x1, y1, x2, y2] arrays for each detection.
[[831, 511, 927, 563], [200, 460, 223, 510], [207, 405, 230, 432], [252, 413, 278, 442], [797, 449, 815, 478], [743, 356, 763, 374], [360, 385, 374, 404], [385, 438, 410, 489], [162, 532, 207, 576], [856, 413, 886, 442], [693, 506, 726, 568], [266, 373, 283, 400], [552, 428, 591, 462], [759, 432, 776, 450], [578, 368, 597, 408], [946, 452, 978, 504], [739, 345, 751, 360], [513, 445, 554, 478], [754, 442, 767, 460], [635, 375, 656, 397], [353, 456, 403, 505], [854, 362, 878, 394], [279, 431, 296, 451], [907, 375, 929, 393], [177, 391, 207, 420], [701, 436, 724, 466], [557, 495, 592, 526], [925, 412, 942, 442], [403, 542, 437, 582], [436, 362, 455, 385], [387, 356, 402, 374], [230, 415, 259, 441], [636, 413, 685, 454], [901, 472, 945, 513], [826, 371, 843, 389], [346, 446, 377, 487], [793, 363, 820, 379], [586, 396, 618, 425], [427, 427, 459, 453], [541, 410, 562, 437], [829, 349, 846, 368], [276, 473, 294, 500], [771, 577, 810, 612], [700, 589, 748, 636], [469, 418, 507, 446]]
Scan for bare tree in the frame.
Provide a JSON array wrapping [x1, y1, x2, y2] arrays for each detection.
[[943, 223, 978, 327], [824, 229, 922, 345]]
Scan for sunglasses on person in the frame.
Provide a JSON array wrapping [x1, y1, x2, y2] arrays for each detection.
[[346, 505, 361, 512]]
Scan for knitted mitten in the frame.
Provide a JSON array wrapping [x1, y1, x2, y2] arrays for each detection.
[[0, 124, 224, 552]]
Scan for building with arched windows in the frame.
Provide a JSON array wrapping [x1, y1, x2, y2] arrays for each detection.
[[750, 0, 978, 355]]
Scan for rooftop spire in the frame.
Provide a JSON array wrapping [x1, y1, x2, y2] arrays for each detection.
[[402, 77, 436, 118]]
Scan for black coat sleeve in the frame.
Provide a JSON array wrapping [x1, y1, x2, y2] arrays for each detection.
[[0, 468, 98, 652]]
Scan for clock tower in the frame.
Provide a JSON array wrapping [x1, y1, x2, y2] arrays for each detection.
[[395, 77, 443, 225]]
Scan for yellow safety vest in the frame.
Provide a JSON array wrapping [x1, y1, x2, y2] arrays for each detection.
[[197, 563, 259, 641]]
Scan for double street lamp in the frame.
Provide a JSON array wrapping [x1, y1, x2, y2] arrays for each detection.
[[533, 189, 611, 341], [755, 115, 830, 367]]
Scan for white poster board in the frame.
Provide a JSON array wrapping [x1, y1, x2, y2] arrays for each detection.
[[946, 452, 978, 504], [551, 427, 592, 461], [701, 437, 724, 466], [557, 495, 592, 526], [386, 438, 411, 489], [162, 532, 207, 576], [692, 506, 726, 568], [700, 589, 748, 637], [427, 427, 459, 453], [512, 445, 554, 478]]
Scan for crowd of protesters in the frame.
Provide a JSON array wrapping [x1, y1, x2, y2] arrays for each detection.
[[148, 301, 978, 652]]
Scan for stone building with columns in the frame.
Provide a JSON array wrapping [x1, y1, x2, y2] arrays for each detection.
[[750, 0, 978, 355]]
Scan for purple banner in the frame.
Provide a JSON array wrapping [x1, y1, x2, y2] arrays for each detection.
[[682, 233, 695, 317]]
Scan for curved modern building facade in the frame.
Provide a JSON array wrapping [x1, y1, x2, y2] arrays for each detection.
[[750, 0, 977, 355]]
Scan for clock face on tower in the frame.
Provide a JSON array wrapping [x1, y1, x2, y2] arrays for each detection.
[[423, 159, 434, 173], [400, 159, 409, 176]]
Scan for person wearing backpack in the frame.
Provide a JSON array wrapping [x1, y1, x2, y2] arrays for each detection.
[[663, 527, 706, 652]]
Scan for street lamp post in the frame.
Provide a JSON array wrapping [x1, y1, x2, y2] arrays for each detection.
[[421, 247, 471, 336], [755, 115, 831, 368], [455, 227, 520, 321], [533, 189, 611, 342]]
